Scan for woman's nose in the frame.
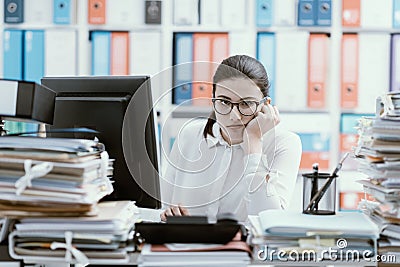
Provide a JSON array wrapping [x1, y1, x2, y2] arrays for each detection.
[[230, 105, 242, 120]]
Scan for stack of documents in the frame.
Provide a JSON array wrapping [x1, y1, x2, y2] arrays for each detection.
[[9, 201, 137, 265], [0, 136, 113, 217], [355, 92, 400, 263], [138, 240, 251, 267], [248, 210, 378, 263]]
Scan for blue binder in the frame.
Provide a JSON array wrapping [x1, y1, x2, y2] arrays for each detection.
[[316, 0, 331, 26], [4, 0, 24, 23], [340, 113, 372, 134], [298, 133, 330, 152], [3, 29, 24, 135], [53, 0, 72, 24], [256, 0, 273, 27], [23, 30, 44, 135], [256, 32, 275, 104], [24, 30, 44, 84], [91, 31, 111, 75], [297, 0, 315, 26], [173, 33, 193, 105], [394, 0, 400, 28], [3, 29, 23, 80]]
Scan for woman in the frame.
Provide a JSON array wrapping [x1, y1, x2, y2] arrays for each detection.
[[160, 55, 302, 222]]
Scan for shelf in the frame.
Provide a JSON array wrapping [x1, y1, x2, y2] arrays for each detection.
[[170, 105, 212, 118]]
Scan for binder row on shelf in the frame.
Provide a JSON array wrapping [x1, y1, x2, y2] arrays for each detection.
[[257, 32, 396, 112], [2, 28, 76, 135], [172, 31, 396, 112], [90, 31, 161, 76], [7, 0, 400, 29], [4, 0, 75, 25], [172, 32, 229, 105], [3, 0, 162, 26], [355, 92, 400, 264]]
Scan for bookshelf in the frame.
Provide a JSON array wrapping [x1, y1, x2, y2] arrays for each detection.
[[0, 0, 396, 212]]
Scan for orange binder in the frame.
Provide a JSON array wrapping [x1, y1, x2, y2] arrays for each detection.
[[300, 152, 330, 170], [192, 33, 213, 106], [88, 0, 106, 25], [339, 192, 374, 211], [307, 34, 328, 109], [211, 33, 229, 77], [111, 32, 129, 75], [341, 34, 359, 109], [342, 0, 360, 27], [339, 133, 357, 152]]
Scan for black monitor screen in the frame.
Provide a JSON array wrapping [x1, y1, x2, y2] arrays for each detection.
[[41, 76, 161, 209]]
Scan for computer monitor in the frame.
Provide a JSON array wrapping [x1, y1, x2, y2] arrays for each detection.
[[41, 76, 161, 209]]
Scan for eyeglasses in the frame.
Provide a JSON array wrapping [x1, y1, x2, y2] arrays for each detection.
[[212, 96, 270, 116]]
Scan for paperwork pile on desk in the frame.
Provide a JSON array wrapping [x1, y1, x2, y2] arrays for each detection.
[[248, 210, 378, 264], [138, 239, 251, 267], [356, 92, 400, 263], [0, 136, 140, 265], [9, 201, 137, 265], [0, 136, 113, 217]]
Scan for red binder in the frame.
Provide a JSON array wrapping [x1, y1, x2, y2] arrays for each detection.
[[192, 33, 213, 106], [342, 0, 360, 27], [307, 34, 329, 109], [111, 32, 129, 75], [341, 34, 359, 109], [88, 0, 106, 25]]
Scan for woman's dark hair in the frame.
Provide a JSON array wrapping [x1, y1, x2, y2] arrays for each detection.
[[203, 55, 270, 138]]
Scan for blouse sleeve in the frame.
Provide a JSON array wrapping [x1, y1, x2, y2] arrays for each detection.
[[242, 130, 302, 215]]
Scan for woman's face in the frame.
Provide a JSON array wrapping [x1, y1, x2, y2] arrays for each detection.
[[214, 78, 264, 145]]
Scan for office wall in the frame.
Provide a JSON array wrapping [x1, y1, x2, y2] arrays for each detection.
[[1, 0, 395, 211]]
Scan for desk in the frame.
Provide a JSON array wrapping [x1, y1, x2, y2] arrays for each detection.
[[0, 247, 380, 267]]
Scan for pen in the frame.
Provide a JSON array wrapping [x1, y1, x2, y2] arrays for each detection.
[[305, 152, 349, 213], [310, 163, 319, 210]]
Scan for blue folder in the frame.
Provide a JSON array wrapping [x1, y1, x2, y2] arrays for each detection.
[[256, 0, 273, 27], [298, 0, 316, 26], [316, 0, 331, 26], [24, 30, 44, 84], [173, 33, 193, 105], [4, 0, 24, 23], [3, 29, 23, 80], [394, 0, 400, 28], [256, 32, 275, 104], [91, 31, 111, 75], [298, 133, 330, 152], [53, 0, 72, 24], [23, 30, 44, 134]]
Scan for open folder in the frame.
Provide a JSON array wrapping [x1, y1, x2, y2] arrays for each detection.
[[257, 210, 379, 238]]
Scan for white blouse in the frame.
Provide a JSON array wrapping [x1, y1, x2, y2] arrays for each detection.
[[160, 119, 302, 222]]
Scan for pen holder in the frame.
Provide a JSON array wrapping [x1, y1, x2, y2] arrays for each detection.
[[302, 172, 336, 215]]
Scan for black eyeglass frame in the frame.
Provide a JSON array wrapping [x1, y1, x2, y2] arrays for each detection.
[[211, 96, 270, 116]]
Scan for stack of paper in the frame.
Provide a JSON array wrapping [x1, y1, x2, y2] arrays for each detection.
[[138, 241, 251, 267], [9, 201, 137, 265], [0, 136, 113, 217], [355, 93, 400, 263], [248, 210, 378, 263]]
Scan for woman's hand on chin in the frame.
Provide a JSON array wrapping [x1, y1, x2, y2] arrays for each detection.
[[242, 104, 280, 154]]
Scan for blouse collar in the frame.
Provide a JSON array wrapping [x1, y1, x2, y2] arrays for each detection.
[[206, 122, 242, 149]]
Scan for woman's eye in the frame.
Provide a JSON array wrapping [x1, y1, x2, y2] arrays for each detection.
[[239, 101, 252, 108], [220, 100, 231, 105]]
